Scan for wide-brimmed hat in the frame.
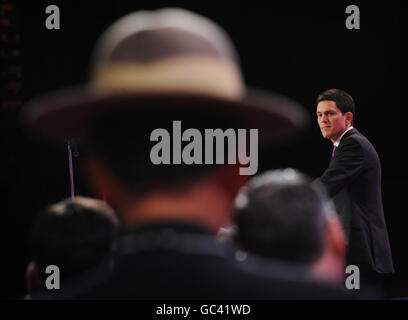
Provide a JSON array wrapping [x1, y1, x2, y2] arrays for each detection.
[[22, 8, 308, 143]]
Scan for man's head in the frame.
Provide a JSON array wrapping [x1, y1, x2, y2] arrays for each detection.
[[27, 197, 119, 293], [82, 110, 250, 232], [316, 89, 355, 143], [232, 169, 345, 282]]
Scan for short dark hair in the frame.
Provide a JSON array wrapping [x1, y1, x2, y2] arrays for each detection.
[[316, 89, 355, 123], [30, 197, 119, 283], [233, 169, 333, 265]]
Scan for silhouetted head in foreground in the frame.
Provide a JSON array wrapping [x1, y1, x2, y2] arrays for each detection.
[[233, 168, 346, 283], [26, 197, 119, 293]]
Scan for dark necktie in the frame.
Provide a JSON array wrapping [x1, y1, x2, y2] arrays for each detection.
[[332, 145, 337, 157]]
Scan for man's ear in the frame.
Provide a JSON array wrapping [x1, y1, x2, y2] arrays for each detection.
[[214, 164, 249, 201], [81, 156, 125, 207], [26, 261, 42, 293], [312, 214, 346, 283], [345, 112, 353, 126], [326, 214, 346, 258]]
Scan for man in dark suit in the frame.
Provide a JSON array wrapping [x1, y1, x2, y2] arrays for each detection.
[[316, 89, 394, 286], [23, 9, 356, 299]]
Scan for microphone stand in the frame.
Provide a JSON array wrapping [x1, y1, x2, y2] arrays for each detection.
[[66, 139, 78, 199]]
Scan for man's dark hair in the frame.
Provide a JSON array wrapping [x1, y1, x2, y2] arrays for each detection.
[[233, 169, 332, 265], [30, 197, 119, 283], [316, 89, 355, 123]]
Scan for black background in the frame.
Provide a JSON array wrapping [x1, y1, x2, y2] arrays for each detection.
[[1, 0, 406, 299]]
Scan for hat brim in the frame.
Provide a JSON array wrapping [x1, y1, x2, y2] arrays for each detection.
[[22, 86, 309, 145]]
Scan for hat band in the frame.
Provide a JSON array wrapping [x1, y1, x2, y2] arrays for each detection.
[[91, 55, 245, 99]]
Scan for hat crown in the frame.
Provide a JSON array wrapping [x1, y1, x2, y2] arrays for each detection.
[[89, 8, 245, 99], [92, 8, 239, 65], [103, 27, 227, 63]]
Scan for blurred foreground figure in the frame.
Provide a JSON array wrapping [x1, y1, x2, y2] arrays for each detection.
[[232, 168, 346, 284], [26, 197, 118, 299], [23, 8, 354, 299]]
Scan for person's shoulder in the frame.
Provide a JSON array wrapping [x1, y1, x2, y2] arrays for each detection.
[[341, 129, 375, 152], [347, 129, 380, 157], [341, 128, 360, 142], [344, 129, 371, 146], [338, 130, 363, 154], [227, 253, 355, 299], [239, 270, 356, 299]]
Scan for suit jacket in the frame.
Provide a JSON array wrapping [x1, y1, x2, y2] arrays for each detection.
[[320, 128, 394, 274], [77, 221, 357, 299]]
